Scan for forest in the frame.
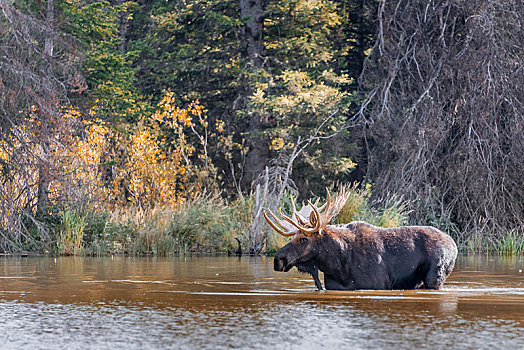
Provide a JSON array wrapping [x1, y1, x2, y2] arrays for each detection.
[[0, 0, 522, 255]]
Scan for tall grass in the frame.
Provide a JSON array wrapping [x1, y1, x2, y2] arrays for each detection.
[[496, 230, 524, 255], [465, 229, 524, 255], [49, 186, 523, 256]]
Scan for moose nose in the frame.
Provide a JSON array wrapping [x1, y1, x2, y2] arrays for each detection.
[[274, 256, 287, 272]]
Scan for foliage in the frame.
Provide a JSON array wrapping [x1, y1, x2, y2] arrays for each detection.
[[1, 0, 522, 255], [135, 0, 242, 106], [134, 0, 358, 194], [48, 92, 216, 211], [58, 0, 142, 120], [245, 0, 357, 193], [110, 92, 216, 207], [0, 91, 218, 252]]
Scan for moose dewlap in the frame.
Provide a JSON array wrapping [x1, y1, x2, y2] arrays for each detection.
[[264, 188, 458, 290]]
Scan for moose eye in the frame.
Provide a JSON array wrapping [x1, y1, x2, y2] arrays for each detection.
[[299, 237, 308, 244]]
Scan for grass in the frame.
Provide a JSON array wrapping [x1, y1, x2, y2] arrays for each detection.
[[336, 184, 410, 228], [35, 185, 524, 257], [464, 229, 524, 255], [496, 230, 524, 255]]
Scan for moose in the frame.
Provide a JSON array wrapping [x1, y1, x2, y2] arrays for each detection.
[[264, 188, 458, 290]]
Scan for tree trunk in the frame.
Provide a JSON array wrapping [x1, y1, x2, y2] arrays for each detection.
[[239, 0, 264, 68], [36, 143, 51, 216], [355, 0, 366, 77], [118, 0, 129, 54], [38, 0, 54, 215], [239, 0, 268, 189], [44, 0, 54, 56]]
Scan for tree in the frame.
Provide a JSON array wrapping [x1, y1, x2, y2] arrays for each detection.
[[133, 0, 355, 195], [247, 0, 354, 195], [58, 0, 141, 121]]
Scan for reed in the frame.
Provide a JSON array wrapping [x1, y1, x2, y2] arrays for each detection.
[[57, 210, 86, 255], [496, 230, 524, 256], [463, 229, 524, 255]]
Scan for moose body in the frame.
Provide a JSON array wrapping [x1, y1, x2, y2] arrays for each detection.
[[274, 221, 458, 290]]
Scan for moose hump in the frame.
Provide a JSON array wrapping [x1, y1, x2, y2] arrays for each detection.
[[264, 188, 458, 291]]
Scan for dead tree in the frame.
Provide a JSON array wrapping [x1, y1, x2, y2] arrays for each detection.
[[0, 0, 80, 251], [359, 0, 524, 245]]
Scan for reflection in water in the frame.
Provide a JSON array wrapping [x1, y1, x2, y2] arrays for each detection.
[[1, 255, 523, 349]]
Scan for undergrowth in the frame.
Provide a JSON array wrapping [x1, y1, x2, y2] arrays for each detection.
[[79, 193, 253, 256]]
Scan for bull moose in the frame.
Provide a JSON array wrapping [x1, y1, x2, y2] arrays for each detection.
[[264, 188, 458, 290]]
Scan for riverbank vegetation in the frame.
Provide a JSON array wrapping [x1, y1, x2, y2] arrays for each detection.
[[0, 0, 522, 255]]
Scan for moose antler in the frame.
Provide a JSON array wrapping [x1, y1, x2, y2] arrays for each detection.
[[263, 198, 320, 236], [264, 186, 350, 237], [315, 186, 349, 228]]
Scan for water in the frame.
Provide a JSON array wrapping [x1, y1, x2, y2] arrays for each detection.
[[1, 255, 523, 349]]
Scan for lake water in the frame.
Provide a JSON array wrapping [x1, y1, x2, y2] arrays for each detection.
[[1, 255, 523, 349]]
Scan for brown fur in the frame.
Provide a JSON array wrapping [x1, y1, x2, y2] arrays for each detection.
[[274, 221, 458, 290]]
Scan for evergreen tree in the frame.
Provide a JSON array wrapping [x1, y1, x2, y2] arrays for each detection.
[[133, 0, 357, 195]]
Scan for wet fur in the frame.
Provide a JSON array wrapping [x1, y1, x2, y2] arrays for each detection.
[[296, 260, 323, 290], [274, 221, 458, 290]]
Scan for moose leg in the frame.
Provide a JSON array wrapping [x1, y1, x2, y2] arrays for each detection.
[[311, 268, 323, 291]]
